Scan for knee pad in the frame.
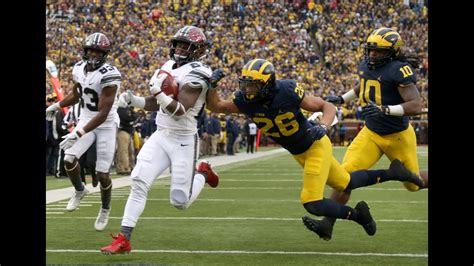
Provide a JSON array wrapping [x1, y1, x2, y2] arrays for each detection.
[[130, 179, 150, 201], [170, 189, 188, 210]]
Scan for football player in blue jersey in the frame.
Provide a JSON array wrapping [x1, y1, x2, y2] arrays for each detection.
[[323, 27, 428, 239], [206, 58, 424, 240]]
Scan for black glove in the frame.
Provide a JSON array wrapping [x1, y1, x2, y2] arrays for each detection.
[[361, 102, 388, 119], [324, 95, 344, 104], [209, 69, 225, 89], [307, 124, 328, 141]]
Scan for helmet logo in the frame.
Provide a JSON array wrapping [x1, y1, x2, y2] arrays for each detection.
[[98, 36, 110, 48], [188, 28, 206, 43]]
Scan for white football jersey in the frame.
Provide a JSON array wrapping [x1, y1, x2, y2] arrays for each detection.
[[72, 61, 121, 128], [153, 60, 212, 135]]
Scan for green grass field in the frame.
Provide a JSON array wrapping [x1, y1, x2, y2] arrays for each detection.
[[46, 146, 428, 265]]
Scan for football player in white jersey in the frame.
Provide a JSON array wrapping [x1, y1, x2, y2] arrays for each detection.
[[45, 32, 120, 231], [101, 26, 219, 255]]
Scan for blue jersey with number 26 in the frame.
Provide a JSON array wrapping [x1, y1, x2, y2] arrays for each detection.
[[232, 79, 314, 155]]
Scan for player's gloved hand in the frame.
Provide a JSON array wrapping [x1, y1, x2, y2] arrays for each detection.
[[307, 124, 328, 141], [361, 101, 388, 119], [149, 72, 168, 97], [209, 69, 225, 89], [323, 95, 344, 104], [59, 128, 85, 150], [118, 90, 133, 108], [46, 102, 61, 121]]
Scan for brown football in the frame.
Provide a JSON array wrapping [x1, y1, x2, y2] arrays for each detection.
[[158, 70, 179, 99]]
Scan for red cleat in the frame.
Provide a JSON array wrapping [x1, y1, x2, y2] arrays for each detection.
[[100, 233, 131, 255], [197, 160, 219, 188]]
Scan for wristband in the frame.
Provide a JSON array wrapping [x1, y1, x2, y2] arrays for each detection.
[[156, 92, 174, 109]]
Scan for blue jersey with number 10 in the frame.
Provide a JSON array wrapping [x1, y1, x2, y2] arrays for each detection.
[[232, 79, 314, 155], [358, 59, 416, 135]]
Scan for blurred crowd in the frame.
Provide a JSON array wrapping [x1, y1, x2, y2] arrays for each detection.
[[46, 0, 428, 176], [46, 0, 428, 119]]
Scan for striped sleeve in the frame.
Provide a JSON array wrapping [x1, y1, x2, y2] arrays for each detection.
[[101, 68, 122, 88]]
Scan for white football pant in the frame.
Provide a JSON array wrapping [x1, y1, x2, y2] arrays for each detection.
[[121, 129, 205, 228]]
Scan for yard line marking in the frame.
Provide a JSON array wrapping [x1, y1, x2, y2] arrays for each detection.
[[87, 195, 125, 198], [45, 249, 427, 257], [58, 201, 103, 204], [223, 174, 301, 176], [46, 204, 92, 207], [46, 212, 64, 214], [141, 198, 426, 204], [155, 187, 426, 191], [46, 216, 427, 223], [46, 208, 68, 210]]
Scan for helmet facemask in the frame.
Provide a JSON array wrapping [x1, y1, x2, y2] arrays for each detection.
[[238, 77, 272, 103], [170, 40, 207, 66], [83, 48, 108, 70], [364, 45, 393, 68]]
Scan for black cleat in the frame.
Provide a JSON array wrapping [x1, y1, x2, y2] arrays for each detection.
[[388, 159, 424, 188], [302, 216, 333, 241], [353, 201, 376, 236]]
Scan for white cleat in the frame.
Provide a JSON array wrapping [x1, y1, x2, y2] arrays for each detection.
[[66, 188, 89, 211], [95, 207, 111, 231]]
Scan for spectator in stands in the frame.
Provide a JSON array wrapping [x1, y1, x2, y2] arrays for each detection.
[[244, 118, 257, 154], [207, 112, 221, 156], [117, 106, 138, 175], [47, 1, 428, 120]]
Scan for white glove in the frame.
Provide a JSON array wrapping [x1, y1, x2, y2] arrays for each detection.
[[46, 102, 61, 121], [149, 73, 168, 97], [59, 128, 85, 150], [118, 90, 145, 109], [118, 90, 133, 108]]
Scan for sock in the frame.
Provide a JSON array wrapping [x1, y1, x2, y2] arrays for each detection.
[[120, 226, 134, 240], [100, 182, 112, 209], [65, 161, 85, 191], [303, 199, 353, 219], [347, 169, 389, 190]]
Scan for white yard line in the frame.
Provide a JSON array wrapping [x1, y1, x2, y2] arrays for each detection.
[[45, 249, 427, 257], [46, 216, 427, 223]]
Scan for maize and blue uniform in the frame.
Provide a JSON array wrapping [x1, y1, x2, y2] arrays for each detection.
[[345, 58, 420, 191], [233, 79, 350, 203]]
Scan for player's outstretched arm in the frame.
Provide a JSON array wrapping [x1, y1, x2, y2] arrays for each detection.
[[117, 90, 160, 112], [206, 89, 241, 114], [324, 84, 360, 104]]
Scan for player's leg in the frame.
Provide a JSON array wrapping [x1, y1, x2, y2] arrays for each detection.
[[101, 131, 170, 254], [383, 125, 425, 191], [296, 137, 376, 239], [63, 132, 96, 211], [168, 133, 218, 210], [93, 127, 117, 231], [322, 127, 383, 230]]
